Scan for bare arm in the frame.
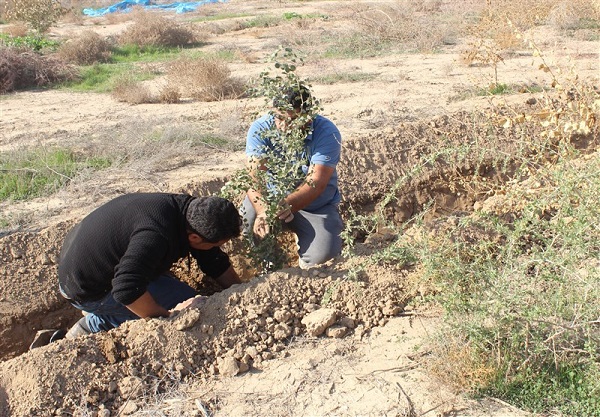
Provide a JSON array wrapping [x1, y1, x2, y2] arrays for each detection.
[[126, 291, 170, 318], [246, 157, 269, 216], [214, 265, 242, 288], [247, 160, 335, 236], [247, 158, 334, 214], [283, 164, 334, 213]]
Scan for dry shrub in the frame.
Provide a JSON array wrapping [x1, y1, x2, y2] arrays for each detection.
[[118, 10, 197, 47], [0, 46, 77, 93], [111, 74, 155, 104], [104, 7, 140, 25], [462, 0, 600, 71], [56, 30, 112, 65], [483, 0, 600, 30], [466, 0, 600, 46], [166, 56, 246, 101], [3, 0, 64, 33], [59, 7, 84, 25], [158, 84, 180, 103], [426, 334, 497, 393], [491, 0, 556, 29], [461, 1, 525, 71], [201, 20, 245, 35], [547, 0, 600, 30], [349, 1, 458, 52], [217, 105, 249, 144], [1, 22, 29, 37], [415, 0, 443, 13]]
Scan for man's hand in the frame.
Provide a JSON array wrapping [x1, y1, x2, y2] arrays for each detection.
[[171, 295, 208, 313], [253, 213, 270, 238], [276, 201, 294, 223]]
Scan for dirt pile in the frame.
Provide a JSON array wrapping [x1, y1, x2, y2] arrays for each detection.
[[0, 221, 81, 360], [0, 257, 413, 416]]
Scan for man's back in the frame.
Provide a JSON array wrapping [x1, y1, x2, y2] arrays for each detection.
[[58, 193, 192, 305]]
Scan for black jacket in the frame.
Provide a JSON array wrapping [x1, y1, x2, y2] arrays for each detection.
[[58, 193, 231, 305]]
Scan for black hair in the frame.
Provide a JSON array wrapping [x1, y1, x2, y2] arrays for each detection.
[[273, 83, 312, 112], [186, 196, 241, 243]]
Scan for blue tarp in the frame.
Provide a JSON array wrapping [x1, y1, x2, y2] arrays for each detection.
[[83, 0, 226, 16]]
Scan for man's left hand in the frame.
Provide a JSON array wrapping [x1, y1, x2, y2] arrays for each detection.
[[276, 202, 294, 223]]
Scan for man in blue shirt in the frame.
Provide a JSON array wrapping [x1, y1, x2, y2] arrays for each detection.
[[242, 85, 343, 268]]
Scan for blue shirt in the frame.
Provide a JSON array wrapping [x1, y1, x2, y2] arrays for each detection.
[[246, 114, 342, 211]]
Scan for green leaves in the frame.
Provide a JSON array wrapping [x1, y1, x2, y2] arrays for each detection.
[[221, 48, 321, 273]]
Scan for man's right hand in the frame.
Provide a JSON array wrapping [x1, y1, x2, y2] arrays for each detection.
[[171, 295, 208, 313], [253, 213, 270, 238]]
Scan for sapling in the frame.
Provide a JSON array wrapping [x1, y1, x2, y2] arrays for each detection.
[[221, 47, 322, 273]]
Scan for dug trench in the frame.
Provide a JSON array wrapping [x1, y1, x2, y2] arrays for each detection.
[[1, 111, 593, 415], [0, 113, 490, 361]]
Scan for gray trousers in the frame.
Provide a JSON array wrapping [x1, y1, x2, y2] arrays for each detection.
[[242, 195, 343, 267]]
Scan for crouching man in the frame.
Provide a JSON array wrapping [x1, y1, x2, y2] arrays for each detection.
[[56, 192, 242, 338]]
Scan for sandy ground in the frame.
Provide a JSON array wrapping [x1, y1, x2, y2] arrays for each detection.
[[0, 0, 598, 415]]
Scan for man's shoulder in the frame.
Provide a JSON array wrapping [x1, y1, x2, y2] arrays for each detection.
[[311, 115, 341, 145], [251, 114, 273, 128], [97, 193, 188, 223], [313, 115, 340, 133]]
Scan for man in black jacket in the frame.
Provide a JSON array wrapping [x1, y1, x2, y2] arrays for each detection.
[[57, 192, 242, 338]]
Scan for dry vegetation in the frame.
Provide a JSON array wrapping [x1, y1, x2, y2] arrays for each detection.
[[111, 73, 155, 103], [0, 46, 76, 93], [3, 0, 64, 33], [166, 56, 247, 101], [56, 30, 112, 65], [117, 10, 200, 48]]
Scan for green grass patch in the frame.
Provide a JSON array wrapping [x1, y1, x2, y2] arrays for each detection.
[[571, 17, 600, 30], [482, 83, 510, 95], [111, 44, 186, 63], [322, 33, 393, 59], [148, 127, 241, 151], [191, 12, 252, 22], [416, 154, 600, 415], [282, 12, 328, 20], [341, 124, 600, 416], [188, 49, 239, 62], [309, 72, 379, 85], [449, 83, 546, 101], [0, 33, 60, 51], [0, 217, 9, 229], [0, 148, 112, 201], [63, 63, 154, 92], [479, 83, 546, 96], [192, 133, 230, 148], [242, 15, 281, 29], [481, 363, 600, 415]]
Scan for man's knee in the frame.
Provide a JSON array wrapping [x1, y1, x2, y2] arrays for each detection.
[[298, 242, 341, 268]]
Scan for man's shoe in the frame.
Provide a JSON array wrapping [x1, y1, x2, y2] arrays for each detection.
[[65, 317, 91, 339], [29, 329, 57, 350], [49, 329, 67, 343]]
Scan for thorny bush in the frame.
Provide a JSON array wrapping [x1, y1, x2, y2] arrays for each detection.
[[0, 46, 77, 93], [118, 10, 198, 48], [3, 0, 64, 34]]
